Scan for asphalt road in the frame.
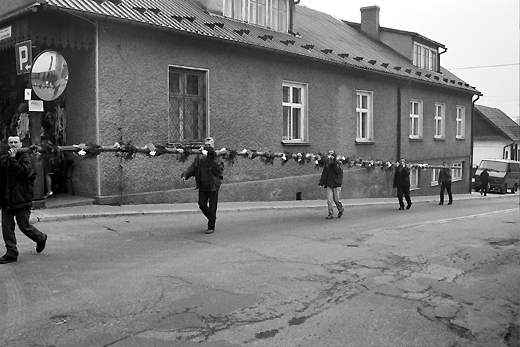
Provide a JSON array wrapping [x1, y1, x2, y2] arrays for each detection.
[[0, 196, 519, 347]]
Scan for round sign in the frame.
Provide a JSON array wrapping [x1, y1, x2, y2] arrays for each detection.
[[30, 50, 68, 101]]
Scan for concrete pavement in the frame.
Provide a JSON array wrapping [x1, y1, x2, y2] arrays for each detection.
[[30, 192, 517, 223]]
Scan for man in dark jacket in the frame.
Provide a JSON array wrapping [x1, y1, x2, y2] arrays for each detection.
[[393, 158, 412, 210], [438, 161, 453, 205], [319, 150, 344, 219], [0, 136, 47, 264], [182, 137, 224, 234], [480, 168, 489, 196]]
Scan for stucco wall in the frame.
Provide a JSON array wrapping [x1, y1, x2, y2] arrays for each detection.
[[63, 23, 473, 204]]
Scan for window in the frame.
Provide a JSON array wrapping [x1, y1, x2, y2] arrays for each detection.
[[410, 168, 419, 189], [282, 82, 307, 142], [224, 0, 288, 31], [413, 42, 438, 71], [456, 106, 465, 139], [168, 67, 207, 143], [452, 162, 463, 181], [434, 103, 445, 139], [431, 168, 440, 186], [409, 100, 423, 139], [356, 91, 373, 141]]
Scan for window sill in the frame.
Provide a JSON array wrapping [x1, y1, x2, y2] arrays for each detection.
[[456, 137, 466, 141], [434, 137, 445, 142], [355, 140, 374, 145], [409, 138, 423, 142], [282, 141, 310, 146]]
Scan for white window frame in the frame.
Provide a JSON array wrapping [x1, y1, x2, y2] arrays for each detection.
[[282, 81, 308, 143], [431, 168, 440, 186], [413, 42, 438, 71], [410, 168, 419, 189], [456, 106, 465, 139], [356, 91, 373, 142], [452, 162, 463, 181], [224, 0, 289, 32], [434, 103, 445, 139], [409, 100, 423, 139]]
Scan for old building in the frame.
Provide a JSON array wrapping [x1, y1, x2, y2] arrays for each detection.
[[0, 0, 481, 204], [473, 104, 520, 164]]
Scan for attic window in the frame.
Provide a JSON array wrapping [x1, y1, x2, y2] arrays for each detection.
[[223, 0, 289, 32], [413, 42, 438, 71]]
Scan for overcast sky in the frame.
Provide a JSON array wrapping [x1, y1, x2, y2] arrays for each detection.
[[299, 0, 520, 123]]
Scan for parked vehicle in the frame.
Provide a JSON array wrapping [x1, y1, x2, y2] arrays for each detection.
[[473, 159, 520, 194]]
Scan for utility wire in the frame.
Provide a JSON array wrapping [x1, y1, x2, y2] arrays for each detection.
[[448, 63, 519, 70]]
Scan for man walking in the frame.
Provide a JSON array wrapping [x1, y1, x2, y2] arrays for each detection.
[[438, 161, 453, 205], [0, 136, 47, 264], [319, 150, 344, 219], [182, 137, 224, 234], [393, 158, 412, 210]]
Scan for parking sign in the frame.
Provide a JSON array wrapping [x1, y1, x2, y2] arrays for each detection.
[[15, 40, 32, 75]]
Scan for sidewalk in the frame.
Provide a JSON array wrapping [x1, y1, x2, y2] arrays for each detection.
[[30, 192, 516, 223]]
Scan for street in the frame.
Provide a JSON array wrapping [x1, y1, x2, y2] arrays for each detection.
[[0, 195, 519, 347]]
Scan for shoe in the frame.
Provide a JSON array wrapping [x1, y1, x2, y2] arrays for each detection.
[[205, 229, 214, 234], [44, 191, 53, 198], [406, 203, 412, 210], [337, 209, 344, 218], [0, 255, 17, 264], [398, 207, 404, 210], [448, 202, 452, 205], [36, 234, 47, 253], [326, 214, 334, 219], [439, 202, 443, 205]]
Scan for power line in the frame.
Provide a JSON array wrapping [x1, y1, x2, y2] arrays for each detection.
[[448, 63, 519, 70]]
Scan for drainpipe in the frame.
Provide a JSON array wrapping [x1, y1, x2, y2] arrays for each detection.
[[502, 140, 515, 159], [396, 82, 410, 161], [437, 47, 447, 73], [470, 94, 480, 192]]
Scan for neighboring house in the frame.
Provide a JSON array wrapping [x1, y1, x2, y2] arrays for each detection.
[[0, 0, 481, 204], [473, 104, 520, 166]]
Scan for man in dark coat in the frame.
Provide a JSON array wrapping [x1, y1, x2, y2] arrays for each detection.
[[182, 137, 224, 234], [480, 168, 490, 196], [393, 158, 412, 210], [319, 150, 344, 219], [438, 161, 453, 205], [0, 136, 47, 264]]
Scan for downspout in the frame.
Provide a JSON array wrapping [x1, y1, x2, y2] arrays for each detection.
[[95, 21, 101, 198], [470, 94, 480, 192], [396, 81, 410, 161], [502, 140, 515, 159], [437, 47, 447, 73]]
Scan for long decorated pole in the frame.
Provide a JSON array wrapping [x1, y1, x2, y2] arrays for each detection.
[[1, 143, 454, 170]]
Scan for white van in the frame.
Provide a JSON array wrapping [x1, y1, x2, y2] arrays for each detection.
[[473, 159, 520, 194]]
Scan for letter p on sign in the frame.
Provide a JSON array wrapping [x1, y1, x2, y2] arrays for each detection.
[[15, 40, 32, 75]]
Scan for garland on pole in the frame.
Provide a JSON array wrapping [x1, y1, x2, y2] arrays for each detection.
[[0, 142, 452, 171]]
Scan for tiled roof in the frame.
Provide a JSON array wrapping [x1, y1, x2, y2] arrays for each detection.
[[475, 105, 520, 141], [4, 0, 480, 94]]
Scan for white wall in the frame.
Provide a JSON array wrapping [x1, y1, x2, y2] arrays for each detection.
[[473, 140, 508, 165]]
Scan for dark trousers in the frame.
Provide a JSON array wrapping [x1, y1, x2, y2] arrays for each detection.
[[198, 189, 219, 230], [2, 207, 45, 258], [397, 185, 412, 208], [440, 182, 453, 203]]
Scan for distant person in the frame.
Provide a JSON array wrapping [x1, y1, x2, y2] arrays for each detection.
[[480, 168, 489, 196], [181, 137, 224, 234], [438, 162, 453, 205], [319, 150, 344, 219], [0, 136, 47, 264], [393, 158, 412, 210], [41, 120, 56, 198]]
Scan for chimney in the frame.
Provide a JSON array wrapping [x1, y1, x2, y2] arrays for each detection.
[[360, 6, 380, 40]]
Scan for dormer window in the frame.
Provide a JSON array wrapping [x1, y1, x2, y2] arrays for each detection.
[[224, 0, 289, 32], [413, 42, 438, 71]]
